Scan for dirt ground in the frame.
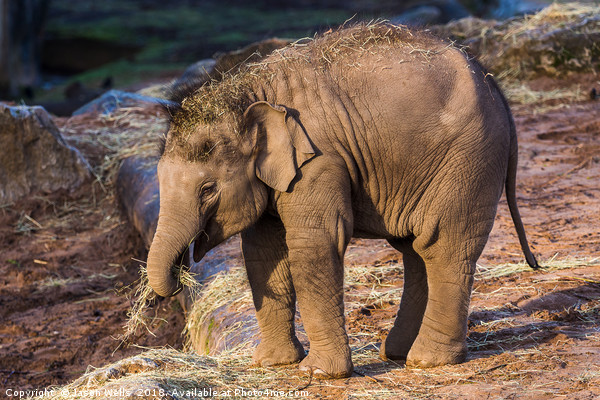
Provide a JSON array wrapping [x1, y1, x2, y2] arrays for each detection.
[[0, 73, 599, 399]]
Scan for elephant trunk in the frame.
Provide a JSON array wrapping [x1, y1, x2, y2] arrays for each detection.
[[147, 211, 198, 298]]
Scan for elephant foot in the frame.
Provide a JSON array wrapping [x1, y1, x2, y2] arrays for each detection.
[[379, 327, 415, 361], [252, 337, 305, 367], [298, 349, 353, 379], [405, 340, 467, 368]]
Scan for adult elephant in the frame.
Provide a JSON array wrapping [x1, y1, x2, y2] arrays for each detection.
[[146, 23, 538, 378]]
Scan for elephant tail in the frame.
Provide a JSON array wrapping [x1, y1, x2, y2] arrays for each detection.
[[505, 114, 540, 270]]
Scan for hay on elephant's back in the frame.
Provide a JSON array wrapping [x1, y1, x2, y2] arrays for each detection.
[[434, 3, 600, 79], [167, 21, 456, 138]]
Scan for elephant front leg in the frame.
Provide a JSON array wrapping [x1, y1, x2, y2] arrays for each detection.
[[286, 227, 353, 378], [241, 215, 305, 367], [277, 160, 354, 378]]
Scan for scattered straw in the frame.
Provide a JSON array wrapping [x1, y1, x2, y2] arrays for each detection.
[[120, 267, 158, 342], [501, 81, 586, 109], [37, 253, 600, 399], [476, 255, 599, 280]]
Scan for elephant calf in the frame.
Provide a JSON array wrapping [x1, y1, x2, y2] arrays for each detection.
[[146, 22, 538, 378]]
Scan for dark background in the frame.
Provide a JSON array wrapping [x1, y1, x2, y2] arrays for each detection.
[[0, 0, 541, 108]]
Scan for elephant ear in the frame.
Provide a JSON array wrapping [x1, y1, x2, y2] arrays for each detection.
[[243, 101, 315, 192]]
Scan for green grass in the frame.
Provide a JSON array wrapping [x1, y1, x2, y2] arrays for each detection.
[[46, 1, 354, 63], [68, 60, 186, 88], [39, 1, 354, 102]]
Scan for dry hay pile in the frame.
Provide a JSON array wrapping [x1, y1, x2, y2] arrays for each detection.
[[36, 349, 314, 400], [434, 3, 600, 79], [59, 106, 167, 187]]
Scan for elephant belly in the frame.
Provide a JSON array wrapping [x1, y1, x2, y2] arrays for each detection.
[[350, 193, 411, 240]]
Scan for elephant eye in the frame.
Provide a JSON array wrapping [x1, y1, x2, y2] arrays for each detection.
[[199, 182, 217, 199]]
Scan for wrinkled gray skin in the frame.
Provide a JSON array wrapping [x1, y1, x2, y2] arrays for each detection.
[[146, 25, 538, 378]]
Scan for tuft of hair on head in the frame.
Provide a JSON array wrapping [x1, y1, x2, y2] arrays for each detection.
[[157, 78, 210, 155], [189, 139, 220, 163]]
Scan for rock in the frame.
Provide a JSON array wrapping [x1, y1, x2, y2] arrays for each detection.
[[463, 0, 545, 19], [72, 89, 174, 116], [174, 59, 217, 87], [391, 1, 470, 26], [41, 79, 114, 117], [212, 37, 293, 77], [391, 6, 442, 26], [435, 0, 471, 21], [430, 16, 497, 41], [0, 104, 91, 203]]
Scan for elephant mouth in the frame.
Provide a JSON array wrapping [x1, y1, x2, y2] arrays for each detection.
[[160, 221, 219, 296], [147, 210, 217, 298], [192, 218, 215, 263], [164, 230, 207, 296], [192, 230, 209, 262], [168, 249, 191, 296]]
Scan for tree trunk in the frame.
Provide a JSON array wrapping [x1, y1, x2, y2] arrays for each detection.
[[0, 0, 49, 99]]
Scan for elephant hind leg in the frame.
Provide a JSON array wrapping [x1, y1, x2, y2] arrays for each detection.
[[380, 239, 428, 361], [405, 214, 494, 368], [404, 257, 474, 368]]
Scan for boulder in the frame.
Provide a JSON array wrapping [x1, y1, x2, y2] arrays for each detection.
[[0, 104, 91, 203], [212, 37, 293, 77], [174, 59, 217, 88], [41, 78, 113, 117], [391, 6, 443, 26], [72, 89, 174, 116], [461, 0, 545, 19]]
